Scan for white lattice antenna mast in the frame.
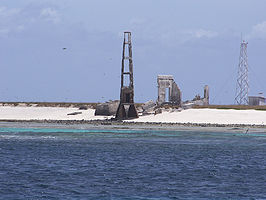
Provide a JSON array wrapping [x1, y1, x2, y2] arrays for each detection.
[[235, 40, 249, 105]]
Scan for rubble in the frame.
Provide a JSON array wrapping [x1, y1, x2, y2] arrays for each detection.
[[142, 100, 156, 114], [95, 100, 120, 116]]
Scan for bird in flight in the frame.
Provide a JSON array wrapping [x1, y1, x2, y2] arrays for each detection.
[[63, 48, 67, 50]]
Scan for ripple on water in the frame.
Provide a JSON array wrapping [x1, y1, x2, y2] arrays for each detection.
[[0, 127, 265, 199]]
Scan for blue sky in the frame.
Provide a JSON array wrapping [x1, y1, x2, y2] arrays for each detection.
[[0, 0, 266, 104]]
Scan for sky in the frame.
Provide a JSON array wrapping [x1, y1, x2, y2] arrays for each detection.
[[0, 0, 266, 104]]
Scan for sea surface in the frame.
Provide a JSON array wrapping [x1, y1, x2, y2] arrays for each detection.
[[0, 123, 266, 199]]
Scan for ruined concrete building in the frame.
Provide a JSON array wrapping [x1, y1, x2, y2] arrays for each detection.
[[203, 85, 209, 105], [189, 85, 210, 106], [157, 75, 181, 106], [248, 96, 266, 106]]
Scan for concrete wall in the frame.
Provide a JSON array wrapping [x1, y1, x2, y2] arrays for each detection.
[[157, 75, 181, 106]]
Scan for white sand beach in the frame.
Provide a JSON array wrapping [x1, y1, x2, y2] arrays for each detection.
[[129, 108, 266, 125], [0, 106, 108, 121], [0, 105, 266, 126]]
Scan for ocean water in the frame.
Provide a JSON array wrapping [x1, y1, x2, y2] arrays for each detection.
[[0, 125, 266, 199]]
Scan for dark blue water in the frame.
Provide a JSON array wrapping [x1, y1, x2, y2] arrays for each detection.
[[0, 126, 266, 199]]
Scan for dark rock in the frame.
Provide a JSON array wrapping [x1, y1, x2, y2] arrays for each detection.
[[67, 112, 82, 116], [79, 105, 88, 110], [95, 100, 120, 116]]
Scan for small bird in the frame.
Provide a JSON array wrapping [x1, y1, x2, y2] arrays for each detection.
[[63, 48, 67, 50]]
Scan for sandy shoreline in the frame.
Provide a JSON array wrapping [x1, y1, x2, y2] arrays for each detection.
[[129, 108, 266, 125], [0, 105, 266, 130], [0, 106, 107, 121]]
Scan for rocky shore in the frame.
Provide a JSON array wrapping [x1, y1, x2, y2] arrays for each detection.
[[1, 119, 266, 129]]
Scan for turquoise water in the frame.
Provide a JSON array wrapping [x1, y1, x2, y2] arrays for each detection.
[[0, 126, 266, 199]]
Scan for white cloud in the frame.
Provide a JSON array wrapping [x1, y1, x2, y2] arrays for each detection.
[[0, 6, 20, 18], [193, 29, 218, 39], [159, 29, 219, 46], [40, 8, 61, 24], [16, 25, 25, 32], [247, 21, 266, 39], [125, 18, 219, 46], [0, 7, 21, 37], [0, 5, 62, 37], [0, 28, 9, 37]]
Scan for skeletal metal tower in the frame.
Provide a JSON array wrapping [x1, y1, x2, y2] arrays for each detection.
[[116, 32, 138, 119], [235, 40, 249, 105]]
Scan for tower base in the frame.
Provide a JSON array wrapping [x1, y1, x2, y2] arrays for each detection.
[[115, 103, 139, 120]]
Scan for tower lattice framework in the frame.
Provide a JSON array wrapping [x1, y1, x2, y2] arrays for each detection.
[[116, 32, 138, 119], [235, 40, 249, 105]]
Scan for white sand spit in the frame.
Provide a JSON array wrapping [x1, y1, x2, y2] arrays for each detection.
[[0, 106, 109, 121], [1, 106, 266, 125], [129, 108, 266, 125]]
